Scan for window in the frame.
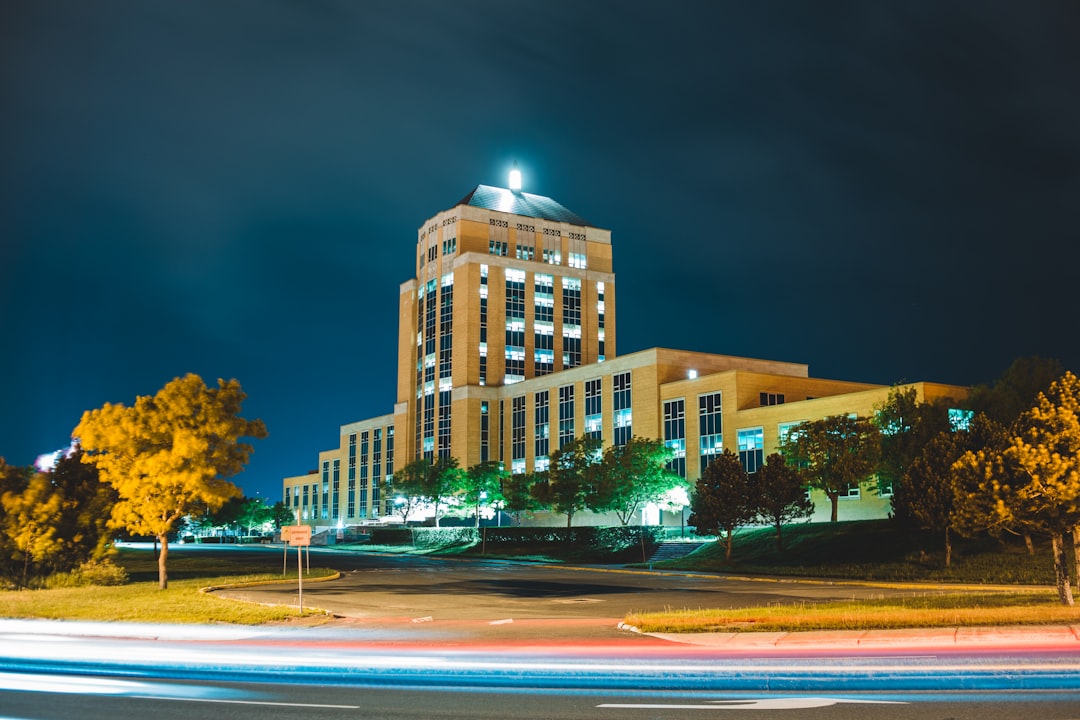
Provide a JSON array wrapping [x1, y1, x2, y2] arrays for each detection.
[[385, 425, 395, 516], [562, 277, 581, 368], [331, 459, 340, 520], [613, 371, 632, 446], [480, 402, 490, 463], [698, 392, 722, 471], [534, 274, 555, 375], [760, 392, 785, 407], [569, 252, 587, 269], [949, 408, 973, 431], [479, 265, 488, 385], [360, 431, 369, 517], [372, 429, 382, 518], [534, 390, 550, 464], [585, 378, 602, 440], [347, 434, 357, 518], [558, 384, 575, 448], [505, 268, 526, 384], [596, 281, 606, 361], [777, 421, 803, 450], [737, 427, 764, 474], [511, 395, 526, 475], [664, 398, 686, 478]]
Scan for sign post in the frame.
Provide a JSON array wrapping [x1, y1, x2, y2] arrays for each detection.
[[281, 525, 312, 609]]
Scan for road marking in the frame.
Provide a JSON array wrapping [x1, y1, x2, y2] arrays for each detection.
[[489, 618, 514, 625], [599, 697, 906, 710]]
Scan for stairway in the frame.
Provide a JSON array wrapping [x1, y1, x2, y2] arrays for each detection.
[[647, 540, 708, 563]]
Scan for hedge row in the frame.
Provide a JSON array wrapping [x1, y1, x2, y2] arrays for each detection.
[[367, 525, 665, 550]]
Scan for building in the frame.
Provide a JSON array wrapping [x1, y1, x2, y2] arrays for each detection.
[[283, 176, 967, 528]]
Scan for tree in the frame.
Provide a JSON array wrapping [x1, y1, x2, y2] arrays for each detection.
[[269, 501, 294, 530], [392, 457, 463, 526], [903, 414, 1007, 567], [751, 453, 813, 551], [501, 471, 541, 524], [460, 461, 508, 527], [953, 373, 1080, 605], [1, 471, 64, 588], [688, 449, 754, 562], [1003, 372, 1080, 605], [595, 437, 686, 525], [74, 374, 267, 589], [49, 448, 116, 568], [532, 436, 602, 527], [873, 386, 954, 520], [781, 414, 880, 522]]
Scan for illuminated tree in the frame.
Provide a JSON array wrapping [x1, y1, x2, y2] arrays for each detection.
[[74, 374, 266, 589], [751, 453, 813, 551], [595, 437, 686, 526], [532, 436, 602, 527], [781, 414, 880, 522], [393, 457, 463, 527], [460, 461, 508, 527], [689, 449, 754, 562], [500, 471, 542, 524]]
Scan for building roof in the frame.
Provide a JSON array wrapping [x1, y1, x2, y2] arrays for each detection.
[[455, 185, 590, 226]]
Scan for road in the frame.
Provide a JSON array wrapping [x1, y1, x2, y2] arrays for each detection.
[[2, 545, 1078, 719], [210, 545, 944, 642]]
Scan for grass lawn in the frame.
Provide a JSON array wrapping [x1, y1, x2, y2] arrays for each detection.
[[0, 548, 335, 625], [625, 591, 1080, 633]]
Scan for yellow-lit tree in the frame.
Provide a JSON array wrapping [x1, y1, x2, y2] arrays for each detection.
[[74, 374, 267, 589]]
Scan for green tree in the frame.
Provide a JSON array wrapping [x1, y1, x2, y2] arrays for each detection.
[[781, 414, 880, 523], [392, 457, 463, 527], [751, 453, 813, 551], [501, 472, 542, 524], [903, 414, 1007, 567], [532, 436, 602, 527], [269, 501, 294, 529], [595, 437, 686, 526], [688, 449, 754, 561], [74, 374, 267, 589], [461, 461, 508, 527], [873, 386, 955, 520]]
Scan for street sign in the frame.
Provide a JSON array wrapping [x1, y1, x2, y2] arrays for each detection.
[[282, 524, 312, 546]]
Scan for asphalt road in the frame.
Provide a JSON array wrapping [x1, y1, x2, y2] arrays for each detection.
[[3, 547, 1079, 719], [210, 545, 932, 642]]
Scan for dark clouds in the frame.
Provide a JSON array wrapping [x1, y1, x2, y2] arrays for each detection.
[[2, 0, 1078, 498]]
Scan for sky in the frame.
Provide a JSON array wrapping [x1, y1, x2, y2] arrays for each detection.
[[2, 1, 1078, 501]]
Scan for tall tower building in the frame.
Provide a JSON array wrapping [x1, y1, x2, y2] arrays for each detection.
[[394, 177, 615, 470]]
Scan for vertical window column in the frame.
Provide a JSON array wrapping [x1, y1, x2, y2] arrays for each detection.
[[505, 268, 526, 384], [664, 398, 686, 478], [480, 401, 490, 463], [585, 378, 602, 440], [698, 392, 723, 473], [372, 429, 382, 518], [558, 385, 575, 448], [331, 459, 340, 520], [561, 277, 581, 368], [534, 390, 550, 471], [479, 264, 488, 386], [347, 434, 357, 519], [613, 371, 632, 446], [385, 426, 395, 516], [360, 431, 370, 517], [511, 395, 526, 475], [596, 281, 606, 362], [534, 273, 554, 375]]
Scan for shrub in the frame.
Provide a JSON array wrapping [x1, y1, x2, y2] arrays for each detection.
[[45, 559, 129, 588]]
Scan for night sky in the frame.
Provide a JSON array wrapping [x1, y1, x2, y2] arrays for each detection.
[[3, 1, 1078, 501]]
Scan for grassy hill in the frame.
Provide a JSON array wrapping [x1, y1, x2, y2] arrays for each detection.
[[657, 520, 1063, 585]]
